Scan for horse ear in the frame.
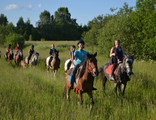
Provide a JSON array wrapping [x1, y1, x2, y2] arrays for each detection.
[[131, 54, 134, 59], [94, 52, 97, 57]]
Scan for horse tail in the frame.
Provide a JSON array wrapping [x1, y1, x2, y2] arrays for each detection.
[[98, 66, 103, 73]]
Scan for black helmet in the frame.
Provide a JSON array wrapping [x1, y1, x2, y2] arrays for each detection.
[[31, 45, 34, 48], [17, 43, 19, 45], [9, 44, 11, 47], [71, 45, 76, 48], [77, 39, 85, 45]]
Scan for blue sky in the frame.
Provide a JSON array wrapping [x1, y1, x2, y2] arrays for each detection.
[[0, 0, 136, 27]]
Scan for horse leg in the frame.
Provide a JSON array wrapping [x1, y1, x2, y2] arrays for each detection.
[[87, 92, 94, 112], [66, 87, 71, 100], [122, 82, 127, 96], [117, 82, 122, 96], [78, 91, 83, 105], [114, 83, 118, 96], [102, 74, 107, 92]]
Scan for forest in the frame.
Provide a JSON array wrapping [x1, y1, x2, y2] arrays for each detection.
[[0, 0, 156, 60]]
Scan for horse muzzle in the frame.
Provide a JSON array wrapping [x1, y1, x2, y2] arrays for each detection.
[[127, 71, 134, 76]]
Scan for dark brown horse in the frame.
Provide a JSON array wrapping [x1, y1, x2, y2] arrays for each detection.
[[46, 51, 60, 76], [14, 50, 23, 66], [5, 49, 14, 64], [63, 52, 98, 111], [98, 55, 134, 96]]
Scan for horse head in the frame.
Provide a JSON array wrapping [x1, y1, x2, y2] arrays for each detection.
[[54, 50, 59, 58], [34, 52, 39, 61], [123, 54, 134, 76], [85, 52, 98, 77]]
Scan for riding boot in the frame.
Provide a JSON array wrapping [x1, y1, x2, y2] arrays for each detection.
[[111, 63, 117, 81]]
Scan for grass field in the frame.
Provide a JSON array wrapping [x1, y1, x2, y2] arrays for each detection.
[[0, 41, 156, 120]]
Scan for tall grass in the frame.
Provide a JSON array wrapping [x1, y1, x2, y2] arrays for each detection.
[[0, 41, 156, 119]]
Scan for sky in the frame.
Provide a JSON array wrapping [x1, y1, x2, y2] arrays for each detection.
[[0, 0, 137, 27]]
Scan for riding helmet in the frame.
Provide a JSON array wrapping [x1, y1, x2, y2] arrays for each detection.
[[71, 45, 76, 48], [9, 44, 11, 47], [77, 39, 85, 45], [31, 45, 34, 48]]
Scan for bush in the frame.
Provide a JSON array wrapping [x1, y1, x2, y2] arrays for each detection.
[[29, 34, 32, 41], [4, 33, 25, 48], [40, 38, 45, 41]]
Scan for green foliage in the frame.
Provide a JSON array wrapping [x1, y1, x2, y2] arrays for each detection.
[[4, 33, 25, 48], [29, 34, 32, 41], [40, 38, 45, 41], [0, 13, 8, 26]]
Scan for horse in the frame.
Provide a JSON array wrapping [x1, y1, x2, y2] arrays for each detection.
[[25, 52, 39, 68], [64, 59, 75, 73], [63, 52, 98, 111], [14, 50, 23, 66], [46, 51, 60, 76], [98, 54, 134, 96], [5, 49, 14, 64]]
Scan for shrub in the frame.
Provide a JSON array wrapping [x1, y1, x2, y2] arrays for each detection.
[[40, 38, 45, 41], [4, 33, 25, 48]]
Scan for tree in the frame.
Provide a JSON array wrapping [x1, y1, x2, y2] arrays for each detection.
[[0, 14, 8, 26], [16, 17, 26, 35]]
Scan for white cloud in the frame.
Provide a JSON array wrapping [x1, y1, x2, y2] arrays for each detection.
[[27, 5, 32, 10], [38, 4, 42, 8], [5, 4, 24, 11]]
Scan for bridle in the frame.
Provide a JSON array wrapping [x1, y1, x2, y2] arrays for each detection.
[[87, 60, 97, 77]]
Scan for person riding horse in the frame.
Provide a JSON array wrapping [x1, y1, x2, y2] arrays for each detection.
[[49, 44, 60, 68], [14, 43, 22, 59], [67, 45, 76, 70], [27, 45, 35, 64], [110, 39, 130, 81], [69, 39, 97, 90], [6, 44, 12, 59]]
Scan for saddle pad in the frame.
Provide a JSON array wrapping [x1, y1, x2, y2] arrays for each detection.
[[106, 64, 118, 75]]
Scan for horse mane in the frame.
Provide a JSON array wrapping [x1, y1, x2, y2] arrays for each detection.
[[78, 53, 95, 78]]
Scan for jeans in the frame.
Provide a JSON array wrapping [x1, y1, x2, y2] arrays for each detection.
[[70, 64, 80, 86]]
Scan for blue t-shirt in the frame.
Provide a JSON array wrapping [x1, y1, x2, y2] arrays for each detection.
[[74, 50, 87, 65]]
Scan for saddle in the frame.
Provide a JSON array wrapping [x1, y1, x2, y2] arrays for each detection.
[[106, 64, 118, 75]]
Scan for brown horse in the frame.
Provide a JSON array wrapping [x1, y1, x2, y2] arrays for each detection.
[[14, 50, 23, 66], [63, 52, 98, 111], [5, 49, 14, 64], [46, 51, 60, 76]]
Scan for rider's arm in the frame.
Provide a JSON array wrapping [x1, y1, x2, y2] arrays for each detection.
[[70, 51, 75, 61], [110, 47, 115, 57]]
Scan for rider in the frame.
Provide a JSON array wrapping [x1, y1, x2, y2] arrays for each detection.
[[49, 44, 60, 68], [14, 43, 22, 59], [67, 45, 76, 70], [110, 39, 125, 80], [6, 44, 12, 58], [69, 39, 97, 90], [27, 45, 35, 64]]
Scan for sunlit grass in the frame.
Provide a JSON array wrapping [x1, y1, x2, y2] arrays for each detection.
[[0, 41, 156, 119]]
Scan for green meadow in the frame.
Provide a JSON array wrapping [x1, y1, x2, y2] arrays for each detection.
[[0, 41, 156, 120]]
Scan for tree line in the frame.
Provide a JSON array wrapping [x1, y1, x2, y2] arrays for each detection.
[[82, 0, 156, 60], [0, 7, 89, 48]]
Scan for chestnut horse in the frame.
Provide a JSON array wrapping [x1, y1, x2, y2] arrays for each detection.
[[46, 51, 59, 76], [98, 55, 134, 96], [5, 49, 14, 63], [14, 50, 23, 66], [63, 52, 98, 111]]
